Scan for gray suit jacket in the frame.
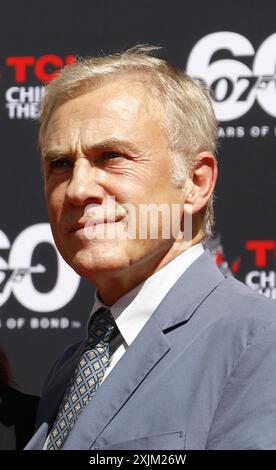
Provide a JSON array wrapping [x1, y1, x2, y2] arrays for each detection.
[[26, 250, 276, 450]]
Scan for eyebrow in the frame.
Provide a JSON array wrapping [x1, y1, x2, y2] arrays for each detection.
[[42, 138, 141, 160], [42, 149, 67, 160]]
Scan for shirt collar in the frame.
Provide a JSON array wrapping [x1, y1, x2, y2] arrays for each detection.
[[89, 243, 204, 346]]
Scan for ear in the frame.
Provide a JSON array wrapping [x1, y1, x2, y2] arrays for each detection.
[[185, 152, 218, 215]]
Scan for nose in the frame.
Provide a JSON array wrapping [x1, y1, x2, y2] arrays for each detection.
[[66, 159, 105, 206]]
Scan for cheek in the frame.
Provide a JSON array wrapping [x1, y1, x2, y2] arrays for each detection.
[[104, 160, 160, 196], [45, 185, 65, 218], [107, 174, 160, 204]]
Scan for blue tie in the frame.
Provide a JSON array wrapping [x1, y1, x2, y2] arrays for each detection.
[[46, 307, 118, 450]]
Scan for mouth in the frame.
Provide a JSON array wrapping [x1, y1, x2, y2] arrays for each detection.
[[69, 217, 125, 234]]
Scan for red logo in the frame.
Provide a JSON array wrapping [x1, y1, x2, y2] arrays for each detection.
[[6, 55, 75, 83], [246, 240, 276, 267]]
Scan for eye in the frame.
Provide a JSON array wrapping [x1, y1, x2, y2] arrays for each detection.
[[101, 151, 123, 161], [49, 158, 72, 169]]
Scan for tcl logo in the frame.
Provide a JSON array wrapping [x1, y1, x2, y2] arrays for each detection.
[[6, 54, 75, 83], [246, 240, 276, 267], [230, 240, 276, 274]]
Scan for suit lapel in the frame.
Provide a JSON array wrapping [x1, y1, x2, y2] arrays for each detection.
[[154, 250, 225, 331], [36, 341, 84, 430]]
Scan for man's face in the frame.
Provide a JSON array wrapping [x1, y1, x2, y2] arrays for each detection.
[[43, 77, 187, 282]]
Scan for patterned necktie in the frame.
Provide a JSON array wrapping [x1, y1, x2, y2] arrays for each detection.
[[46, 307, 118, 450]]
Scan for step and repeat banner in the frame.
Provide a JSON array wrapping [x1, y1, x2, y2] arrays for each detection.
[[0, 0, 276, 396]]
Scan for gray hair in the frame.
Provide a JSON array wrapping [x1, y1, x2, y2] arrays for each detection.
[[39, 45, 217, 238]]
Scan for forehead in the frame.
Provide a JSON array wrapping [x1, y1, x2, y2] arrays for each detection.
[[43, 78, 166, 151]]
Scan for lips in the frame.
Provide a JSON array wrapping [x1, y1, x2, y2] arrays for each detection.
[[69, 217, 124, 233], [85, 218, 119, 227]]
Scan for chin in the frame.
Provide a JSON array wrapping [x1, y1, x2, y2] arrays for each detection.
[[65, 246, 131, 280]]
